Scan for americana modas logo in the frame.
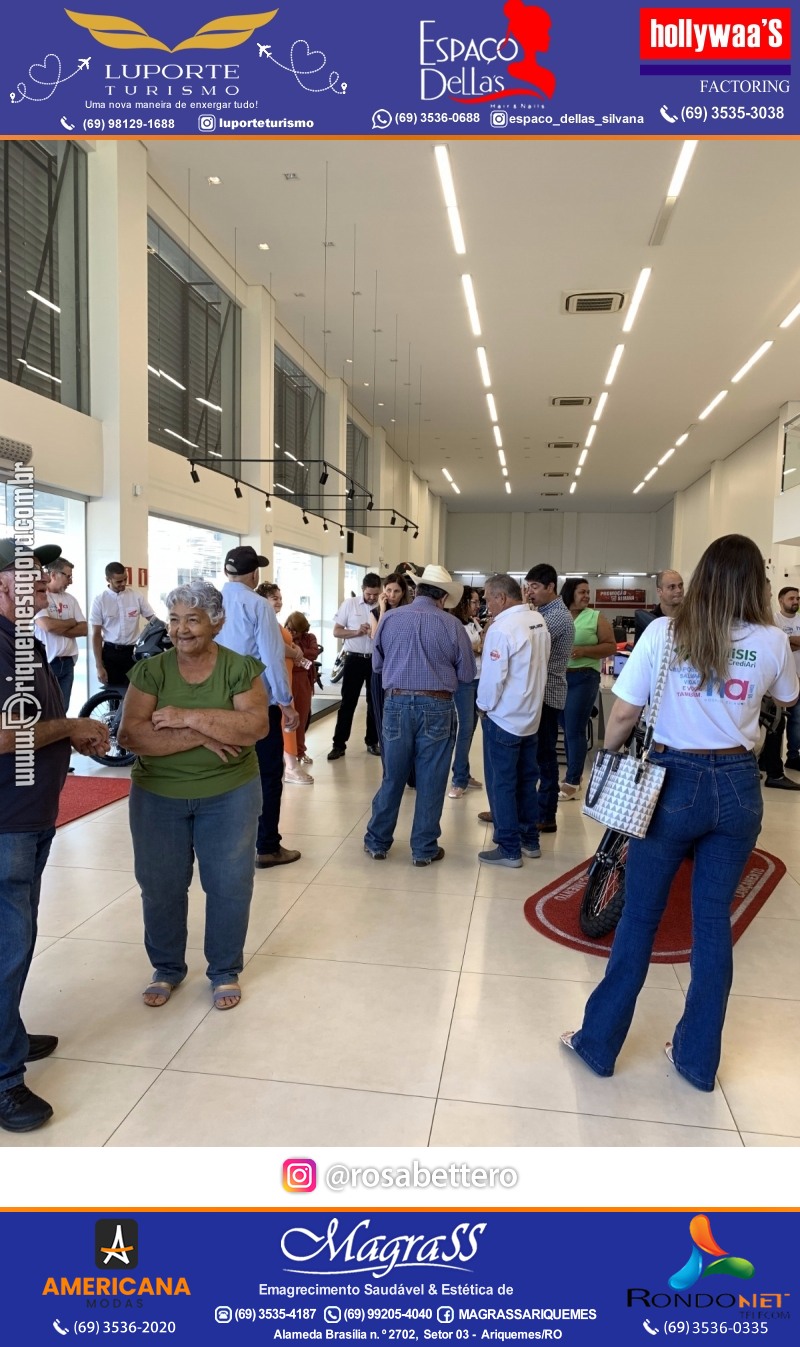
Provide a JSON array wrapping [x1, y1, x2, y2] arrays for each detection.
[[65, 8, 278, 51], [669, 1215, 754, 1290], [95, 1219, 139, 1270]]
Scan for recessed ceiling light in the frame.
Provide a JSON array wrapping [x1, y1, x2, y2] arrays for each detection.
[[779, 301, 800, 329], [486, 393, 498, 423], [461, 275, 481, 336], [666, 140, 698, 198], [592, 391, 608, 423], [698, 390, 727, 420], [207, 176, 222, 186], [477, 347, 491, 388], [502, 467, 508, 477], [675, 432, 689, 446], [633, 482, 645, 494], [505, 482, 512, 494], [363, 381, 370, 387], [658, 448, 675, 466], [604, 344, 625, 386], [378, 402, 384, 407], [569, 482, 576, 495], [493, 426, 503, 448], [585, 425, 597, 448], [451, 482, 461, 494], [442, 468, 453, 482], [644, 467, 658, 481], [622, 267, 652, 334], [258, 242, 270, 251], [498, 449, 506, 466], [731, 340, 773, 383], [283, 172, 299, 180], [578, 449, 588, 466]]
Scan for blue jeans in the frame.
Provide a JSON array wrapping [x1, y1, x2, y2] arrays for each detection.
[[571, 750, 762, 1091], [129, 777, 261, 987], [563, 667, 600, 785], [536, 702, 561, 824], [49, 656, 75, 712], [364, 694, 455, 861], [255, 704, 284, 854], [451, 679, 479, 788], [0, 828, 55, 1093], [482, 715, 540, 859]]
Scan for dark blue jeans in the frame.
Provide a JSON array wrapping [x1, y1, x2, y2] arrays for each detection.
[[563, 667, 600, 786], [364, 693, 455, 861], [255, 704, 284, 854], [536, 701, 561, 824], [571, 750, 762, 1091], [451, 679, 479, 788], [0, 828, 55, 1093], [129, 777, 261, 987], [49, 655, 75, 712], [482, 715, 540, 860]]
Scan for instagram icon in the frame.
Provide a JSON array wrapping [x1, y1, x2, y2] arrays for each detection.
[[283, 1158, 317, 1192]]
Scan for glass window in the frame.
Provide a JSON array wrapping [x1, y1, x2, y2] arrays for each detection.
[[274, 545, 323, 645], [0, 140, 89, 412], [273, 347, 324, 511], [344, 562, 365, 598], [147, 515, 239, 613], [147, 218, 241, 476], [0, 482, 87, 711], [346, 419, 370, 532], [783, 413, 800, 491]]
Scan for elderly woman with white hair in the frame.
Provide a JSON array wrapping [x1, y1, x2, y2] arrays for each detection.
[[118, 580, 268, 1011]]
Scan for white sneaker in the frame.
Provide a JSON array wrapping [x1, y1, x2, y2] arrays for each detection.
[[300, 754, 314, 766], [448, 785, 467, 798], [558, 783, 581, 801], [285, 768, 314, 785]]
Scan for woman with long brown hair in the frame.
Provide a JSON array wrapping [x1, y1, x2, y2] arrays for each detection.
[[562, 535, 798, 1091]]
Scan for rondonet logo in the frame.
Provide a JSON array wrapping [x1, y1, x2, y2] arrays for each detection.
[[640, 8, 792, 60], [65, 8, 278, 51], [281, 1217, 487, 1279]]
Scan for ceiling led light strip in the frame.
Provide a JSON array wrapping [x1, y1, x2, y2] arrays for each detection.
[[666, 140, 698, 199], [604, 344, 625, 386], [461, 275, 481, 337], [592, 391, 608, 423], [698, 390, 727, 421], [434, 145, 466, 256], [731, 340, 773, 384], [477, 347, 491, 387], [622, 268, 652, 334]]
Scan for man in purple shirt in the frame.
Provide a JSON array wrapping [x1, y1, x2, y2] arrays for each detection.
[[363, 566, 476, 865]]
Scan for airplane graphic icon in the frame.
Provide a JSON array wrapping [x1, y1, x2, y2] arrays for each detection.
[[258, 44, 271, 57]]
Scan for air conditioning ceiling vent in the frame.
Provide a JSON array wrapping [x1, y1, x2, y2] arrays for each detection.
[[563, 291, 625, 314], [543, 472, 569, 478], [547, 441, 579, 449], [551, 397, 592, 408]]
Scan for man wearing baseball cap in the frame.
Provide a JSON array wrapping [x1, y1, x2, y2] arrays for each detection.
[[217, 545, 301, 867], [363, 565, 476, 865], [0, 540, 111, 1132]]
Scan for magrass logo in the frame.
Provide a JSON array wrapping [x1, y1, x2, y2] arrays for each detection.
[[669, 1214, 754, 1290], [95, 1219, 138, 1270], [65, 8, 278, 52]]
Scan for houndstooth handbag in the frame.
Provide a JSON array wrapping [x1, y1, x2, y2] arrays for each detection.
[[582, 625, 675, 839]]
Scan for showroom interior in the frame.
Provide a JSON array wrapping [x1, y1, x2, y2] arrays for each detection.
[[1, 134, 800, 1149]]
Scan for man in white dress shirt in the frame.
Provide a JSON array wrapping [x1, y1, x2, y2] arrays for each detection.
[[34, 557, 87, 712], [477, 573, 551, 868], [90, 562, 155, 688], [327, 572, 382, 760]]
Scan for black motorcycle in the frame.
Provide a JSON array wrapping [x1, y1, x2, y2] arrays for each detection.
[[77, 617, 172, 767]]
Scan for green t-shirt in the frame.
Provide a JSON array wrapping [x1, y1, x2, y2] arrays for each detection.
[[568, 607, 602, 670], [127, 645, 264, 798]]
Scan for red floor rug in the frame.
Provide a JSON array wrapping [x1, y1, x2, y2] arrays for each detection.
[[56, 776, 131, 827], [523, 849, 785, 963]]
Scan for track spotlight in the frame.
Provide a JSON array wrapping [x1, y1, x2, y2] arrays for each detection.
[[413, 529, 419, 540], [189, 463, 200, 484], [323, 518, 329, 532], [367, 497, 374, 512], [390, 513, 397, 526], [339, 524, 345, 539], [347, 482, 355, 501], [403, 522, 409, 533], [302, 511, 309, 525], [265, 494, 271, 511], [234, 481, 243, 499], [319, 462, 329, 486]]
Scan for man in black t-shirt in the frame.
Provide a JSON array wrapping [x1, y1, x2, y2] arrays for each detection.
[[0, 539, 110, 1133]]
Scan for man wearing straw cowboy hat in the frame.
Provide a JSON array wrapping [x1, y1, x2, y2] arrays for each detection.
[[363, 565, 476, 866]]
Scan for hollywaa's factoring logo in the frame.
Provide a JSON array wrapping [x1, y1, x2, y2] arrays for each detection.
[[65, 8, 278, 51], [420, 1, 556, 104]]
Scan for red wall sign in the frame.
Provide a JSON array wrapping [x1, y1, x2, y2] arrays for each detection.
[[595, 588, 647, 605], [138, 567, 148, 587]]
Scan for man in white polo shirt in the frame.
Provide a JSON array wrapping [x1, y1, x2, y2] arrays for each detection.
[[775, 585, 800, 772], [90, 562, 155, 689], [477, 573, 551, 868], [34, 556, 87, 712], [327, 572, 382, 760]]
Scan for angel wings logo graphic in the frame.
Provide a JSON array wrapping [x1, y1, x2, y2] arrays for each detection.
[[65, 8, 278, 52]]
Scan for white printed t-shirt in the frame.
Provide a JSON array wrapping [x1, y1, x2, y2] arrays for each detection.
[[34, 591, 85, 662], [774, 609, 800, 676], [613, 617, 798, 751]]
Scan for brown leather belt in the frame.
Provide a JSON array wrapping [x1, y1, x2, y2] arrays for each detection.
[[390, 689, 453, 700], [651, 743, 748, 756]]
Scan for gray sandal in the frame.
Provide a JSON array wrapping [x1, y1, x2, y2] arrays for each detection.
[[143, 981, 173, 1008]]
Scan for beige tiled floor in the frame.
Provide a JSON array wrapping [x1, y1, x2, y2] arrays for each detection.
[[8, 712, 800, 1148]]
